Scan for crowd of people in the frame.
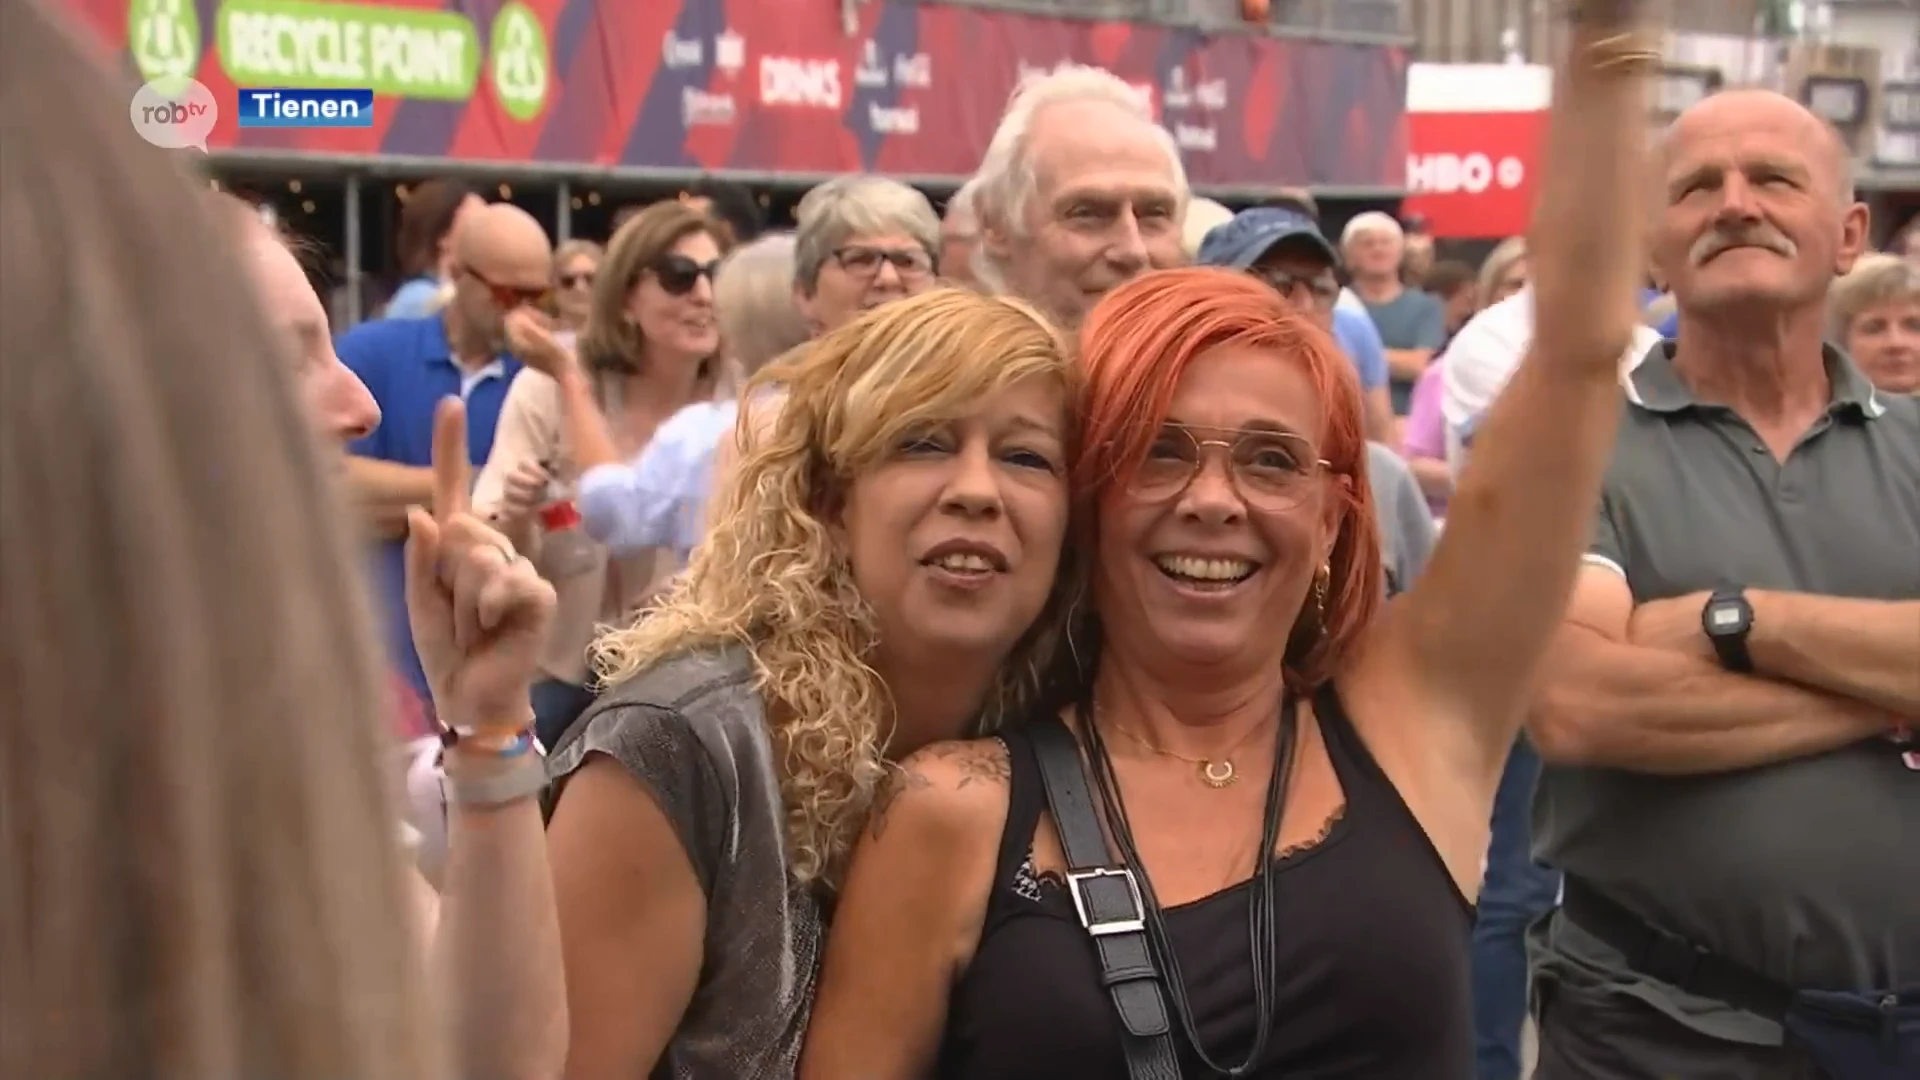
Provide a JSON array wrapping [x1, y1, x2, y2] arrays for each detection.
[[3, 0, 1915, 1076]]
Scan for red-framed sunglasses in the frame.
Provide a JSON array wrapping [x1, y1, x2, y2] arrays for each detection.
[[459, 265, 552, 311]]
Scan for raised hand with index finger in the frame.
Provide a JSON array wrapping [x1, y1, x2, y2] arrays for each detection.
[[404, 397, 557, 735]]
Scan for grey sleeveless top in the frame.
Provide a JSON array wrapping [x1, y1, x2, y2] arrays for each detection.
[[547, 644, 822, 1080]]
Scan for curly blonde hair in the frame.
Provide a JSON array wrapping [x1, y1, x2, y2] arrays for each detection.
[[592, 288, 1081, 884]]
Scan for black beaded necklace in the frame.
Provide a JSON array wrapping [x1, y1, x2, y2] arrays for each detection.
[[1080, 689, 1300, 1076]]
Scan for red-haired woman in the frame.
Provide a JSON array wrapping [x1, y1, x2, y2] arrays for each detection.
[[798, 3, 1657, 1076]]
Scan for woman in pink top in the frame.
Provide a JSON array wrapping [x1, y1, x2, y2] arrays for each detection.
[[1402, 361, 1452, 519]]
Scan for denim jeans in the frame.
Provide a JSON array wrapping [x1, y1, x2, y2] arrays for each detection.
[[1472, 737, 1563, 1080]]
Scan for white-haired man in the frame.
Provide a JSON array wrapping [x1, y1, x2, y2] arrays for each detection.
[[1343, 210, 1446, 417], [969, 64, 1187, 328]]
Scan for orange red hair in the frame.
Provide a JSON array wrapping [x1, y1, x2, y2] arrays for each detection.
[[1074, 267, 1383, 690]]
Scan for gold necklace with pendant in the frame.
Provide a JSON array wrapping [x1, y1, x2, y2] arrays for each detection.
[[1102, 713, 1277, 789]]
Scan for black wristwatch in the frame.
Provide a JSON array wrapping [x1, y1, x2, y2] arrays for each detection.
[[1701, 587, 1755, 673]]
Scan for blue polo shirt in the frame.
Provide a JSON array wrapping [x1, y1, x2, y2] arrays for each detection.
[[1332, 306, 1389, 392], [337, 314, 521, 699]]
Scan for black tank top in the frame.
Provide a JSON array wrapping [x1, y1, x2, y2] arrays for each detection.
[[939, 684, 1475, 1079]]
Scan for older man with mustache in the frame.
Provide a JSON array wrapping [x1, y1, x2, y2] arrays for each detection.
[[1527, 89, 1920, 1078]]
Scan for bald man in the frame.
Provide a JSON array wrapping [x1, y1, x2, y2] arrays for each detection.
[[337, 201, 555, 702], [445, 202, 557, 356], [1529, 89, 1919, 1078]]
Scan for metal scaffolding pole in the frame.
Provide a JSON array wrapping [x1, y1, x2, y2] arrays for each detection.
[[344, 173, 363, 327], [557, 179, 573, 243]]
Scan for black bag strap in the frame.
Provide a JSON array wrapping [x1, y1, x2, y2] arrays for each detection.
[[1028, 717, 1183, 1080]]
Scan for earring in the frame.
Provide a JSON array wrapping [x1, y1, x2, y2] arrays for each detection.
[[1312, 561, 1331, 629]]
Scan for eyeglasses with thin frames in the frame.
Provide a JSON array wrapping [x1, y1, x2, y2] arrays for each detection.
[[832, 244, 935, 282], [1131, 424, 1332, 511], [1251, 266, 1339, 308]]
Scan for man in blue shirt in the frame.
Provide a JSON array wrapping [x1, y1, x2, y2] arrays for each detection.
[[1341, 211, 1448, 416], [338, 202, 553, 700], [1195, 206, 1396, 440]]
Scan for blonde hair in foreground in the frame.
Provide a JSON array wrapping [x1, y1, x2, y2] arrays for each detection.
[[593, 288, 1080, 884], [0, 0, 434, 1074]]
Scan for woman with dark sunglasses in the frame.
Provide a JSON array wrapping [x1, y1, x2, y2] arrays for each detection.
[[472, 201, 732, 747], [551, 238, 603, 341]]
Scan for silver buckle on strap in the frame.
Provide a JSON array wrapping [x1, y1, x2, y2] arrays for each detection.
[[1066, 866, 1146, 937]]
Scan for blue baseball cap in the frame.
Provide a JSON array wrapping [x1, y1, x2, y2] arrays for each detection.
[[1196, 207, 1340, 271]]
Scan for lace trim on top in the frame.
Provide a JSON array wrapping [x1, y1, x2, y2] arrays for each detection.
[[1010, 803, 1350, 906]]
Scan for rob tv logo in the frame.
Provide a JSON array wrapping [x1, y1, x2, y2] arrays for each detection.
[[237, 88, 375, 129], [129, 78, 220, 151]]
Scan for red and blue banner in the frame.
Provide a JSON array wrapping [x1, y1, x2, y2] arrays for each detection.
[[67, 0, 1409, 190]]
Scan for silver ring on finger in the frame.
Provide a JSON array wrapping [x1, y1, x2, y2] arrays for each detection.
[[493, 542, 520, 565]]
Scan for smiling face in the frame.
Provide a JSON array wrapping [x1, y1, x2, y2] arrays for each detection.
[[628, 229, 722, 361], [992, 99, 1186, 329], [835, 375, 1071, 665], [1095, 343, 1343, 670], [1653, 91, 1868, 315]]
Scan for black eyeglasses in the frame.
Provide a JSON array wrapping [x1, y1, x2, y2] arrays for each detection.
[[1132, 425, 1331, 511], [832, 244, 935, 282], [650, 254, 720, 296], [1251, 266, 1339, 307], [557, 270, 595, 290]]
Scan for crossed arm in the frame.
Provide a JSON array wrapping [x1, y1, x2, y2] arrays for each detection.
[[1746, 590, 1920, 716], [1528, 568, 1905, 775]]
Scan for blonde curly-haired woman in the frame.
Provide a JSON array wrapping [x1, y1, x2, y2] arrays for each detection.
[[543, 287, 1081, 1079]]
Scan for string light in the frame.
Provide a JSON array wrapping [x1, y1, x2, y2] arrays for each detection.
[[288, 179, 302, 194], [497, 183, 513, 199]]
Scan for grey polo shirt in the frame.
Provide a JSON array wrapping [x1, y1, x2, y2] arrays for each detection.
[[1531, 341, 1920, 1045], [1366, 441, 1437, 596]]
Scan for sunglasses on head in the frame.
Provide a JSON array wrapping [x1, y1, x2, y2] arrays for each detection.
[[461, 265, 551, 311], [650, 254, 720, 296]]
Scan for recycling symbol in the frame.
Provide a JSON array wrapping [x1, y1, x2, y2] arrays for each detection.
[[490, 2, 550, 122], [128, 0, 200, 93]]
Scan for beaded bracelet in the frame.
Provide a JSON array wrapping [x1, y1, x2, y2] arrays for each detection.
[[440, 731, 549, 807], [441, 725, 538, 759]]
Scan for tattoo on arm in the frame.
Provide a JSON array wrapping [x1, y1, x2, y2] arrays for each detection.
[[868, 767, 931, 841], [866, 740, 1011, 840], [943, 740, 1012, 789]]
